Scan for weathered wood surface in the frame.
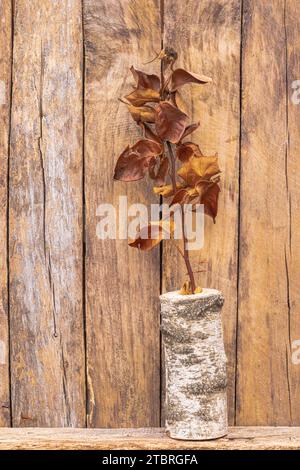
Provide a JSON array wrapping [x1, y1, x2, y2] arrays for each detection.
[[0, 0, 299, 429], [0, 0, 12, 426], [84, 0, 161, 427], [283, 0, 300, 425], [236, 0, 300, 425], [0, 427, 300, 450], [9, 0, 85, 426], [163, 0, 241, 425]]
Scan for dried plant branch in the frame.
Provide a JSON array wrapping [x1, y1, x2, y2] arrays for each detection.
[[167, 141, 196, 292], [113, 48, 220, 294]]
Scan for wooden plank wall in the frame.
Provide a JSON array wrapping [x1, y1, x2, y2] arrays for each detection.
[[0, 0, 299, 427], [163, 0, 241, 425], [84, 0, 161, 427], [0, 0, 12, 427], [8, 0, 85, 426], [236, 0, 300, 425]]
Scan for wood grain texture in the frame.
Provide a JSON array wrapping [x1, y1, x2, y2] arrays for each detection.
[[163, 0, 241, 425], [236, 0, 300, 425], [9, 0, 85, 426], [0, 0, 12, 426], [0, 427, 300, 450], [84, 0, 161, 427], [284, 0, 300, 424], [0, 0, 299, 430]]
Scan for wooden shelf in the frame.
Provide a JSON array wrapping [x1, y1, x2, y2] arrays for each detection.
[[0, 427, 300, 450]]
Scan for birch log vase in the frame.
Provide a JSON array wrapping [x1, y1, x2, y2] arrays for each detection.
[[160, 289, 228, 440]]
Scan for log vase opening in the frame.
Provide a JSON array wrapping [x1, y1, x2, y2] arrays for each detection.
[[160, 289, 228, 440]]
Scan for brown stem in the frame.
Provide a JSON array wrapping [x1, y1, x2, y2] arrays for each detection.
[[166, 141, 177, 193], [166, 141, 196, 293], [169, 237, 185, 259], [181, 209, 196, 293], [160, 57, 165, 100]]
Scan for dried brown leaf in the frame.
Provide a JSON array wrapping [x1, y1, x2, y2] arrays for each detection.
[[140, 123, 163, 144], [153, 182, 184, 197], [169, 188, 190, 206], [129, 220, 174, 251], [199, 182, 220, 222], [155, 101, 188, 143], [130, 66, 160, 91], [125, 88, 160, 106], [128, 104, 156, 123], [170, 68, 212, 92], [181, 122, 200, 140], [149, 155, 169, 186], [177, 154, 220, 187], [176, 142, 203, 162], [131, 139, 162, 157], [114, 140, 162, 182]]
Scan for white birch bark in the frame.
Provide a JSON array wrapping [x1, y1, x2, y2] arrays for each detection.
[[160, 289, 228, 440]]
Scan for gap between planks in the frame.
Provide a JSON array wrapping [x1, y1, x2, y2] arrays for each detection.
[[0, 427, 300, 450]]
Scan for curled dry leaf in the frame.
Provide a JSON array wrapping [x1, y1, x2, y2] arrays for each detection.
[[176, 142, 203, 162], [131, 139, 162, 157], [153, 182, 184, 197], [176, 144, 193, 162], [181, 122, 200, 140], [155, 101, 188, 143], [170, 90, 190, 115], [184, 180, 220, 222], [114, 148, 143, 182], [149, 155, 169, 186], [129, 220, 174, 251], [170, 188, 190, 206], [199, 181, 220, 222], [128, 104, 156, 123], [140, 123, 162, 144], [114, 139, 163, 182], [177, 154, 220, 187], [125, 88, 160, 106], [173, 152, 221, 219], [169, 186, 198, 206], [170, 68, 212, 92], [130, 66, 160, 91]]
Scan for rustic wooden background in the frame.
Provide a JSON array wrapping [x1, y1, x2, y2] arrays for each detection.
[[0, 0, 299, 428]]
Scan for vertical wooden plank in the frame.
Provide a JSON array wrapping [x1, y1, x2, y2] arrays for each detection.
[[9, 0, 85, 426], [163, 0, 241, 424], [285, 0, 300, 424], [237, 0, 300, 424], [84, 0, 161, 427], [0, 0, 12, 426]]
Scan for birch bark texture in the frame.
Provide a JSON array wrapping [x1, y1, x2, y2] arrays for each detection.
[[160, 289, 227, 440]]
